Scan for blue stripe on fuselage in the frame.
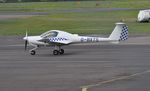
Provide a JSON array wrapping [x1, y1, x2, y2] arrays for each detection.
[[49, 38, 68, 42]]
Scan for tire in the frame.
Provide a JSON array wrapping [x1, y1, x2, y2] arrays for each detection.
[[30, 50, 36, 55], [148, 18, 150, 22], [53, 50, 59, 55], [59, 49, 64, 54]]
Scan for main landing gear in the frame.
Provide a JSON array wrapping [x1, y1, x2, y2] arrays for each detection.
[[29, 45, 64, 55], [53, 49, 64, 55], [53, 46, 64, 55]]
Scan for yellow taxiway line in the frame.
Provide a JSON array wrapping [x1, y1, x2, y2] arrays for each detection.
[[81, 70, 150, 91]]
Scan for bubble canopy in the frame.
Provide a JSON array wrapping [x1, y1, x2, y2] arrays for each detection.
[[40, 30, 58, 38]]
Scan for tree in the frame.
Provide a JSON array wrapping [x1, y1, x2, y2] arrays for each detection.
[[0, 0, 7, 3]]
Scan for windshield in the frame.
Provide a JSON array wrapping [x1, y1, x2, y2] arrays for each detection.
[[40, 31, 58, 38]]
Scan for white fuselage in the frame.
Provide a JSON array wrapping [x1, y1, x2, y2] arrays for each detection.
[[24, 34, 112, 46], [23, 22, 128, 47]]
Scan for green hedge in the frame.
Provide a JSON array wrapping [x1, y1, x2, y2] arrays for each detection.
[[0, 0, 105, 3]]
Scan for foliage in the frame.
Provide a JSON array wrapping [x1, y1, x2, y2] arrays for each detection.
[[0, 0, 150, 35]]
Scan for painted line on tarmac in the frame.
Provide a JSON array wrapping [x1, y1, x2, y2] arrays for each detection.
[[2, 42, 150, 47], [0, 44, 24, 47], [1, 41, 150, 48], [81, 70, 150, 91], [7, 44, 24, 46], [0, 60, 114, 63]]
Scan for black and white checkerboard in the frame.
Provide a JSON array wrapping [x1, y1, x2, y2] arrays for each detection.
[[119, 25, 128, 41]]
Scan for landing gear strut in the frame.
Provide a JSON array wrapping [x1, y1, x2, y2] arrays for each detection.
[[29, 45, 38, 55], [53, 46, 64, 55], [53, 50, 59, 55], [59, 49, 64, 54], [28, 45, 64, 55]]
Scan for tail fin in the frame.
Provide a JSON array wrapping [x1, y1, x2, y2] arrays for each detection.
[[109, 22, 128, 41]]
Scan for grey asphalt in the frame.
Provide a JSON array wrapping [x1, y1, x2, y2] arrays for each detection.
[[0, 36, 150, 91]]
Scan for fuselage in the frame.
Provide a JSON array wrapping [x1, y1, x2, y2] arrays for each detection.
[[23, 30, 112, 46]]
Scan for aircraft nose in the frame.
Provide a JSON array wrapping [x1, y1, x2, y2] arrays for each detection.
[[23, 37, 27, 40]]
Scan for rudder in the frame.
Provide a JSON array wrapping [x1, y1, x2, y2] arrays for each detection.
[[119, 25, 128, 41], [109, 22, 128, 41]]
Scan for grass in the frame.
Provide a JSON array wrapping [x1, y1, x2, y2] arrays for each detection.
[[0, 10, 148, 35], [0, 0, 150, 12], [0, 0, 150, 35]]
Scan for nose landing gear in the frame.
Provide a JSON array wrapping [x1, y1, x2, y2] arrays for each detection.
[[29, 45, 38, 55]]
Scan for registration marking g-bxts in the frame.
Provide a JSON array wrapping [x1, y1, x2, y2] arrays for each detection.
[[81, 37, 99, 42]]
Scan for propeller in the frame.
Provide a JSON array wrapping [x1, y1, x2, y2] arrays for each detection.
[[25, 40, 28, 50], [24, 31, 28, 50]]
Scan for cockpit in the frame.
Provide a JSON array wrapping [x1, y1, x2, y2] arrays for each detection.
[[40, 30, 58, 38]]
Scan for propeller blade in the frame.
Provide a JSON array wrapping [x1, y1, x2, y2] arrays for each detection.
[[24, 31, 28, 50], [26, 31, 28, 37], [25, 40, 28, 50]]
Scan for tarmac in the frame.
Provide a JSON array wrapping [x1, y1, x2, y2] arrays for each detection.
[[0, 7, 150, 91], [0, 36, 150, 91]]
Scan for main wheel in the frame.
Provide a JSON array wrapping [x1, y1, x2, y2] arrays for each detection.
[[59, 49, 64, 54], [53, 50, 59, 55], [30, 50, 36, 55], [148, 18, 150, 22]]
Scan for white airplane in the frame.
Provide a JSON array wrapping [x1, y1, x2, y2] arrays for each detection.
[[23, 22, 128, 55]]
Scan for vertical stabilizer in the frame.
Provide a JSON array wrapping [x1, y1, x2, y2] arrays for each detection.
[[109, 22, 128, 41]]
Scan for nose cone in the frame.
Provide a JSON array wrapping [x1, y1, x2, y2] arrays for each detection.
[[23, 36, 43, 45], [23, 37, 27, 40]]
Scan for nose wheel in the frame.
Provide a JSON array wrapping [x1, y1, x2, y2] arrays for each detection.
[[29, 45, 38, 55], [30, 50, 36, 55]]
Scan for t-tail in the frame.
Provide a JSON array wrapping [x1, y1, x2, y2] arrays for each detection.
[[109, 22, 128, 42]]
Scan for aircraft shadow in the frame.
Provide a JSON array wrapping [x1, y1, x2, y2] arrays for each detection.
[[35, 51, 85, 57]]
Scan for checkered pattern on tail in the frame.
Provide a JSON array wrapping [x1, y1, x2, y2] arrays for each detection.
[[119, 25, 128, 41]]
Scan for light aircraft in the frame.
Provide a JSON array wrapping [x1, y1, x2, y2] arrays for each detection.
[[23, 22, 128, 55]]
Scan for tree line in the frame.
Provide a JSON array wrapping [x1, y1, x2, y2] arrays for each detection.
[[0, 0, 97, 3]]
